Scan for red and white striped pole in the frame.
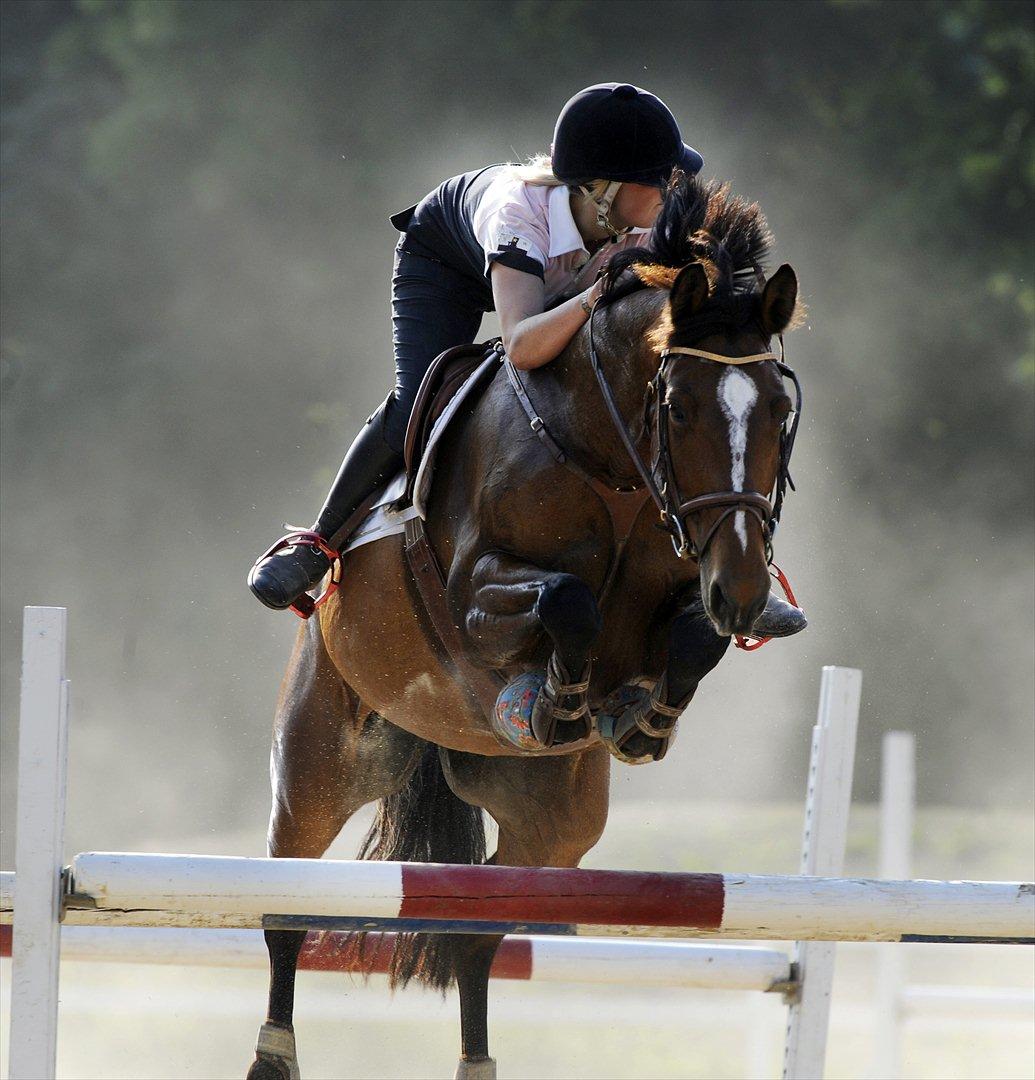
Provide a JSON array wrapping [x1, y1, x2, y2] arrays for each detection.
[[54, 851, 1034, 945]]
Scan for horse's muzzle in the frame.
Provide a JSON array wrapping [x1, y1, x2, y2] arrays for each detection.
[[702, 565, 769, 638]]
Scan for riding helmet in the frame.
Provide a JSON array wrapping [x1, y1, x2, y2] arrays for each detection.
[[551, 83, 704, 187]]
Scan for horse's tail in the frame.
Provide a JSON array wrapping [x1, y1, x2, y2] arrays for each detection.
[[354, 741, 485, 991]]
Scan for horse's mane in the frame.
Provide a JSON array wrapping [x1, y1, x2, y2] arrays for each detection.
[[602, 173, 774, 303]]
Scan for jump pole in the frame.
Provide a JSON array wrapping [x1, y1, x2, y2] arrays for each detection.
[[0, 922, 793, 992], [43, 853, 1029, 943], [7, 853, 1028, 942]]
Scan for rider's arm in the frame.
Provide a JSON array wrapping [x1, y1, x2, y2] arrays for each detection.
[[492, 263, 603, 371]]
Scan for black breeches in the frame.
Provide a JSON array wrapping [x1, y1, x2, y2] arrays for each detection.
[[383, 244, 486, 452]]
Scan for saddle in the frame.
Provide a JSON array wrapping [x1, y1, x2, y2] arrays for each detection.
[[402, 339, 502, 504]]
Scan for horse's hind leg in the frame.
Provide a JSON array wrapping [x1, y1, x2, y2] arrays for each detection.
[[441, 745, 611, 1080], [248, 622, 424, 1080]]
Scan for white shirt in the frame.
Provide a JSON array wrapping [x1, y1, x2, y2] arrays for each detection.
[[471, 173, 651, 305]]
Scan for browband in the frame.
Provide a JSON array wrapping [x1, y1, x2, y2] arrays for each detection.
[[661, 346, 779, 365]]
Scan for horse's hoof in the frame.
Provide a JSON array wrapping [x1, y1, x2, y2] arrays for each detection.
[[455, 1056, 497, 1080], [250, 1023, 300, 1080], [596, 685, 670, 765], [492, 671, 548, 751], [247, 1056, 293, 1080]]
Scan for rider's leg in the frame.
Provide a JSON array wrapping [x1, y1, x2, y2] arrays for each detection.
[[248, 245, 484, 610], [248, 402, 401, 609]]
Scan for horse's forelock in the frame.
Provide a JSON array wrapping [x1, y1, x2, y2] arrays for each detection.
[[602, 174, 774, 307]]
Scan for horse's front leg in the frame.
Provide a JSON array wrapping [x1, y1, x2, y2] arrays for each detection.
[[598, 591, 730, 764], [459, 551, 602, 746]]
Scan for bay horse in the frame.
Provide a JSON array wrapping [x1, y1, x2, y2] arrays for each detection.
[[247, 176, 803, 1080]]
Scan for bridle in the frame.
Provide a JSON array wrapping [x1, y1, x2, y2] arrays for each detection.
[[587, 301, 803, 563]]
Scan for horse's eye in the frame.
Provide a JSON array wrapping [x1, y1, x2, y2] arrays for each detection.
[[669, 404, 688, 425]]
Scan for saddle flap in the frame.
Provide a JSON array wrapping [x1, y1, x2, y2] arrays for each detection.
[[403, 339, 502, 493]]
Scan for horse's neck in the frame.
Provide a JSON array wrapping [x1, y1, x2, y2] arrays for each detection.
[[539, 290, 665, 486]]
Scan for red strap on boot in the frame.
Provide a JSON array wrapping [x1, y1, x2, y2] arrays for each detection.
[[734, 563, 801, 652], [253, 530, 342, 620]]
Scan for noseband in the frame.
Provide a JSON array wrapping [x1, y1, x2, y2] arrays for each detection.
[[587, 304, 803, 561]]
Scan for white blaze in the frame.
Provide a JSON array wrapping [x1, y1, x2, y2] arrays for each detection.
[[718, 368, 758, 551]]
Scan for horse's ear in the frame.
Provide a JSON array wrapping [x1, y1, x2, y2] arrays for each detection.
[[668, 262, 710, 325], [760, 264, 798, 335]]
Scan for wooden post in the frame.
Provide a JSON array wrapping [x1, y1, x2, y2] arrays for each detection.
[[783, 665, 862, 1080], [9, 608, 69, 1080], [869, 731, 915, 1079]]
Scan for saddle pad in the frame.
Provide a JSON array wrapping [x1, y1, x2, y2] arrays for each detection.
[[339, 471, 418, 555], [341, 353, 499, 557]]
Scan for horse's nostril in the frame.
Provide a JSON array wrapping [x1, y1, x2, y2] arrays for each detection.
[[709, 580, 728, 619]]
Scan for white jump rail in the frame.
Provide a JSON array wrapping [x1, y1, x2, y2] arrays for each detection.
[[42, 852, 1032, 944], [0, 924, 792, 992]]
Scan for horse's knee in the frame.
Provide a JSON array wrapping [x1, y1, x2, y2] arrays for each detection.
[[533, 574, 601, 648]]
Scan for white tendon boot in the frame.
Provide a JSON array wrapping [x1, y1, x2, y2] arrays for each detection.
[[455, 1057, 497, 1080], [255, 1022, 301, 1080]]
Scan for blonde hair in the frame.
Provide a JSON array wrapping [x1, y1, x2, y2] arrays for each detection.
[[509, 154, 613, 201]]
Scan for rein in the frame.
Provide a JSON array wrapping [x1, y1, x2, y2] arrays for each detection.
[[587, 300, 803, 563]]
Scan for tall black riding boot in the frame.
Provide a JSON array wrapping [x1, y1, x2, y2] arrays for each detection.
[[248, 402, 404, 611]]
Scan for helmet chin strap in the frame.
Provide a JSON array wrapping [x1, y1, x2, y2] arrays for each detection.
[[579, 180, 628, 241]]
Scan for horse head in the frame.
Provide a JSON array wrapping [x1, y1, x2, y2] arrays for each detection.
[[653, 258, 800, 637]]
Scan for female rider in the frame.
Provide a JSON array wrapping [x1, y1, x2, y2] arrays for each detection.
[[247, 82, 805, 639]]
